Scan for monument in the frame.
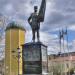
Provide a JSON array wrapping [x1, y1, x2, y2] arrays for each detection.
[[28, 0, 46, 42], [22, 0, 48, 75]]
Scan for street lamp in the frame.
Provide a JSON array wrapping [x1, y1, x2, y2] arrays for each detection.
[[17, 46, 21, 75], [12, 46, 21, 75]]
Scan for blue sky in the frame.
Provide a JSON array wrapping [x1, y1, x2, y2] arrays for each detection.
[[51, 30, 75, 42], [0, 0, 75, 56], [67, 30, 75, 42]]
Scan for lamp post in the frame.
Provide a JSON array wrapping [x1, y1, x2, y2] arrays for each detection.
[[12, 46, 21, 75], [17, 46, 21, 75]]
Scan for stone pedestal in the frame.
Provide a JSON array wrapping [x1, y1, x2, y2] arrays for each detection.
[[22, 42, 48, 75]]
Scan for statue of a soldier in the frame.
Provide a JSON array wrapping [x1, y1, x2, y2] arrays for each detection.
[[28, 0, 46, 42], [28, 6, 40, 42]]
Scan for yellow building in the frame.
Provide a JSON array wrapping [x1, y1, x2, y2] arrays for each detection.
[[5, 22, 26, 75]]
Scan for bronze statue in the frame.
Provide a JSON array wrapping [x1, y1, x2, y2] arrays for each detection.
[[28, 0, 46, 42]]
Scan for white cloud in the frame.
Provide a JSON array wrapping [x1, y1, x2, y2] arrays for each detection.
[[0, 0, 75, 58], [66, 40, 75, 52], [68, 25, 75, 31], [5, 3, 13, 12]]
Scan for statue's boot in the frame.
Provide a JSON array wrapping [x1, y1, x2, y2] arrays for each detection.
[[37, 38, 40, 42], [33, 39, 35, 42]]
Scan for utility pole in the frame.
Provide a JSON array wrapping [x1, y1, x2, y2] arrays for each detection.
[[65, 27, 70, 75], [62, 29, 66, 75], [59, 30, 62, 75], [59, 28, 67, 75], [62, 28, 69, 75], [59, 30, 62, 54]]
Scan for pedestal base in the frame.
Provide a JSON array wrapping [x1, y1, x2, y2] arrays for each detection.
[[22, 42, 48, 75]]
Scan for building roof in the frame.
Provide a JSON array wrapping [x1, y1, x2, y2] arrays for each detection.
[[5, 22, 26, 31], [48, 52, 75, 62]]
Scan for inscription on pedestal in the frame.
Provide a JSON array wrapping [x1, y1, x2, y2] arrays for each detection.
[[22, 42, 48, 75]]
